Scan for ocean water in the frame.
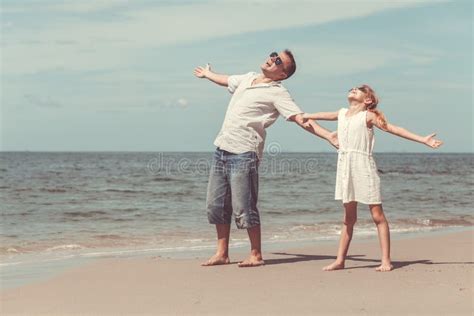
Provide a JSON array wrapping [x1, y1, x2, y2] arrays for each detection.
[[1, 152, 473, 286]]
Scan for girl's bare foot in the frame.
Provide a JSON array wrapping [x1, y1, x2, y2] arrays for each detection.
[[375, 262, 393, 272], [322, 261, 345, 271], [201, 254, 230, 266]]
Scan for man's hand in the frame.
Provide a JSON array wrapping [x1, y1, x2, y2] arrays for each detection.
[[194, 63, 211, 79], [294, 113, 311, 127], [193, 64, 229, 86], [302, 117, 312, 128], [297, 113, 312, 128]]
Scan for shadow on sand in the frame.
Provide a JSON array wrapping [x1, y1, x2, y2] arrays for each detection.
[[264, 252, 474, 270]]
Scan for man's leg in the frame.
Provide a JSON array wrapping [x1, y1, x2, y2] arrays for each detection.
[[238, 224, 264, 267], [202, 149, 233, 266], [202, 224, 231, 266], [227, 151, 264, 267]]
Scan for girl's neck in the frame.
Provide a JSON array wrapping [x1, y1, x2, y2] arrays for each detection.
[[347, 102, 367, 113]]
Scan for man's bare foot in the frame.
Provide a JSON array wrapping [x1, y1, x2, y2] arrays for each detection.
[[322, 261, 345, 271], [201, 254, 230, 266], [237, 255, 264, 268], [375, 262, 393, 272], [328, 131, 339, 149]]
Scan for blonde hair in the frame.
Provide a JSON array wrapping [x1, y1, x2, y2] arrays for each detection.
[[358, 84, 388, 130]]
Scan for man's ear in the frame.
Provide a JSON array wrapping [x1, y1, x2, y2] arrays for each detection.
[[364, 98, 372, 105], [279, 71, 288, 80]]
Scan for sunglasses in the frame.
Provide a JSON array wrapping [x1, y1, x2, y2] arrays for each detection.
[[348, 87, 367, 92], [270, 52, 283, 66]]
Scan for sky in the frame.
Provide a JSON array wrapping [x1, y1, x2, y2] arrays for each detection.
[[1, 0, 472, 152]]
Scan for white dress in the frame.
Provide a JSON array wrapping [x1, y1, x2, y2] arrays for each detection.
[[335, 108, 382, 204]]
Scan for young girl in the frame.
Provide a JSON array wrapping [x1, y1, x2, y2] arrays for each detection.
[[303, 85, 443, 272]]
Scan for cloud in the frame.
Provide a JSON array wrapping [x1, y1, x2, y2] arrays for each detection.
[[88, 96, 191, 112], [23, 93, 63, 108], [0, 0, 130, 14], [150, 98, 190, 110], [176, 98, 188, 108], [293, 44, 441, 77], [1, 0, 443, 75]]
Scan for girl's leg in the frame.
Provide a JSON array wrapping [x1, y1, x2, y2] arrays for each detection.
[[323, 202, 357, 271], [369, 204, 393, 272]]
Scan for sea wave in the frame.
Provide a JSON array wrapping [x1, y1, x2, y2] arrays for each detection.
[[151, 177, 180, 182], [46, 244, 85, 252], [63, 210, 108, 218], [40, 188, 68, 193], [104, 189, 149, 194]]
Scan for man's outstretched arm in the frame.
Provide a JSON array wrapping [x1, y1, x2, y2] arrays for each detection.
[[194, 63, 229, 87], [290, 114, 339, 149]]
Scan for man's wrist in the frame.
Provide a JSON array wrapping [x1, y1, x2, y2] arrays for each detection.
[[204, 71, 212, 79]]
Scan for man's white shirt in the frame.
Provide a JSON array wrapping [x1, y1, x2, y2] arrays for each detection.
[[214, 72, 303, 159]]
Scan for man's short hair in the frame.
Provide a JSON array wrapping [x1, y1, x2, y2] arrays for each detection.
[[283, 49, 296, 79]]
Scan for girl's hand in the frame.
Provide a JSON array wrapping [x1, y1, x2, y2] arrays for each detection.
[[328, 131, 339, 149], [423, 133, 443, 148], [193, 63, 211, 78]]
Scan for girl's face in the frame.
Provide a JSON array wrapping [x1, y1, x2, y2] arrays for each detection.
[[347, 87, 371, 105]]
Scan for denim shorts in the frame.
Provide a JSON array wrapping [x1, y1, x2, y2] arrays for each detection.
[[206, 148, 260, 229]]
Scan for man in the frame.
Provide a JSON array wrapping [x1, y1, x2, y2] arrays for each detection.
[[194, 50, 338, 267]]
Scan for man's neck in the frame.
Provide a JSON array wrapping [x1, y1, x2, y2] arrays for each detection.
[[252, 74, 275, 85]]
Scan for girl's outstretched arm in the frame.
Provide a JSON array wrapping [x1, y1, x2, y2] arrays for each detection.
[[367, 112, 443, 148], [302, 111, 339, 121], [290, 114, 339, 149]]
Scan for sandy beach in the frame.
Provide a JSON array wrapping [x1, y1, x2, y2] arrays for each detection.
[[1, 229, 473, 315]]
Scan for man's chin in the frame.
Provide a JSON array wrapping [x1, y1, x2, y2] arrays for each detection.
[[260, 67, 270, 75]]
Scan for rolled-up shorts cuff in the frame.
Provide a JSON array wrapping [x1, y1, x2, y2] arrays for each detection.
[[234, 210, 260, 229]]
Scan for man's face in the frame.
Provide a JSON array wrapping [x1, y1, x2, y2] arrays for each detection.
[[261, 51, 290, 80]]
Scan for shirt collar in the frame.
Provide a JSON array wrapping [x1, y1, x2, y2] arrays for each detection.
[[247, 74, 282, 89]]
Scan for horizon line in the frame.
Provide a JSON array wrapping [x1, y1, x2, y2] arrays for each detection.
[[0, 150, 472, 154]]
